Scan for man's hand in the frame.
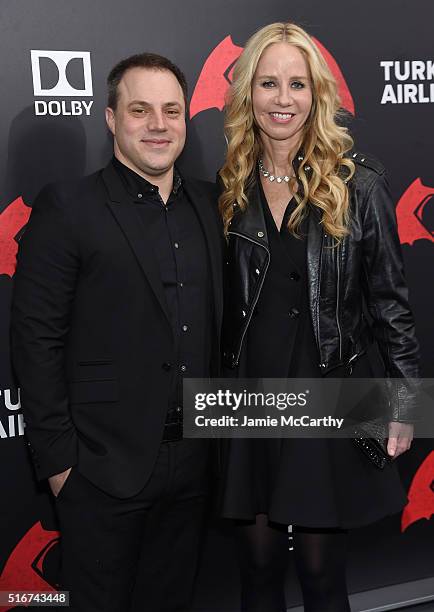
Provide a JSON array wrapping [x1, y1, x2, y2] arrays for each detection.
[[48, 467, 72, 497], [387, 422, 414, 459]]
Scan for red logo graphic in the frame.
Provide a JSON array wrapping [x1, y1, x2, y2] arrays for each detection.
[[401, 451, 434, 532], [311, 38, 354, 115], [190, 35, 355, 119], [0, 197, 31, 278], [396, 178, 434, 246], [190, 36, 243, 119], [0, 522, 59, 611]]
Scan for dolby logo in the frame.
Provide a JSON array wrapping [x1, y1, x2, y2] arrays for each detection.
[[30, 50, 94, 117]]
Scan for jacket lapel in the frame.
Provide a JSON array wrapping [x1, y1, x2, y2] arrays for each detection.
[[229, 179, 269, 248], [183, 178, 224, 333], [101, 162, 172, 329]]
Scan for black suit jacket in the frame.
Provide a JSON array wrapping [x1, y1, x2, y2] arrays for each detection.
[[10, 161, 223, 498]]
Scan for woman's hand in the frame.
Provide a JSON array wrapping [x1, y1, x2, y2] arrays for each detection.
[[387, 422, 414, 458]]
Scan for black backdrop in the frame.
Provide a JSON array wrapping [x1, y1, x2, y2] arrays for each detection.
[[0, 1, 433, 610]]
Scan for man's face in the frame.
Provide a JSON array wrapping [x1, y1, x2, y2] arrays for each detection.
[[106, 67, 186, 179]]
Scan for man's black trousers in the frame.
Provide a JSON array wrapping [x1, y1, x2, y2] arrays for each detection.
[[55, 439, 210, 611]]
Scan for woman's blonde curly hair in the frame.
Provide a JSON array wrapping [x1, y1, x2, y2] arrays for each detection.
[[218, 22, 355, 239]]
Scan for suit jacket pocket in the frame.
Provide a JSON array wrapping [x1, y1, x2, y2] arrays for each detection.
[[74, 360, 115, 380], [68, 379, 119, 404], [77, 359, 113, 366]]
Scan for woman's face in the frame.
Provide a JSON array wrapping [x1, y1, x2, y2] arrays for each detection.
[[252, 42, 313, 150]]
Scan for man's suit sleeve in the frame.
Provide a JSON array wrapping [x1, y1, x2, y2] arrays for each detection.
[[10, 184, 80, 480]]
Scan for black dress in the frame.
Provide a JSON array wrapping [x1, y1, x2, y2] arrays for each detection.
[[220, 181, 408, 529]]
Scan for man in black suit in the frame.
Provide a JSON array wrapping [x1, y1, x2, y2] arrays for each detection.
[[11, 53, 222, 611]]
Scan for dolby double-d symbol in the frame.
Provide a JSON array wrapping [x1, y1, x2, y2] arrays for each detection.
[[30, 50, 94, 116]]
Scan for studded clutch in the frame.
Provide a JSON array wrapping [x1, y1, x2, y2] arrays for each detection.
[[352, 421, 391, 469]]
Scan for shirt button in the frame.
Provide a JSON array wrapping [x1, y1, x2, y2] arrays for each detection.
[[182, 325, 188, 332], [180, 364, 187, 372], [176, 406, 182, 413], [137, 193, 143, 199], [289, 271, 300, 281], [178, 282, 184, 287], [174, 242, 179, 249], [289, 307, 300, 319]]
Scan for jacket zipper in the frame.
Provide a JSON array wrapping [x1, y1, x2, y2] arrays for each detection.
[[336, 241, 342, 361], [228, 230, 270, 366], [346, 351, 359, 375], [347, 352, 359, 365]]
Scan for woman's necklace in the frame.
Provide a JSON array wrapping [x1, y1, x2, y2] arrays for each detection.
[[258, 158, 293, 184]]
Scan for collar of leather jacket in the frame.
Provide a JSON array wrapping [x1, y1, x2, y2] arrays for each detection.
[[228, 149, 322, 244], [228, 179, 268, 245]]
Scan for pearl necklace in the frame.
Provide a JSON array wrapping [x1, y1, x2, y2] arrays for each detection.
[[258, 158, 293, 184]]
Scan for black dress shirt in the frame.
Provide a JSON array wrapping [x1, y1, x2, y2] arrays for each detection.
[[113, 157, 211, 421]]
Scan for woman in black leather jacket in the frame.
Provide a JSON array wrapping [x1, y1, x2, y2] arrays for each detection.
[[218, 22, 419, 612]]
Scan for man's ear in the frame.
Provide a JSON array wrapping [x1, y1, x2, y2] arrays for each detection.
[[105, 107, 115, 135]]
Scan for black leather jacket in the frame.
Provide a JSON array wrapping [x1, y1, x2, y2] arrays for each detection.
[[222, 152, 420, 422]]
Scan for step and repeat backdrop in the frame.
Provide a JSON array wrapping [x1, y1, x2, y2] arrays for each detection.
[[0, 1, 433, 609]]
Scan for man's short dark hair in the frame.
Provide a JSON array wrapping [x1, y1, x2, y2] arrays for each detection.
[[107, 52, 188, 110]]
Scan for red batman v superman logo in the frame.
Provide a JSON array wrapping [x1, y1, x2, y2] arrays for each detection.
[[190, 35, 355, 118], [0, 522, 59, 612], [0, 198, 31, 278], [396, 178, 434, 245], [401, 451, 434, 532]]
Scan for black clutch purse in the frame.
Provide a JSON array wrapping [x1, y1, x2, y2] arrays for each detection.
[[352, 420, 391, 469]]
